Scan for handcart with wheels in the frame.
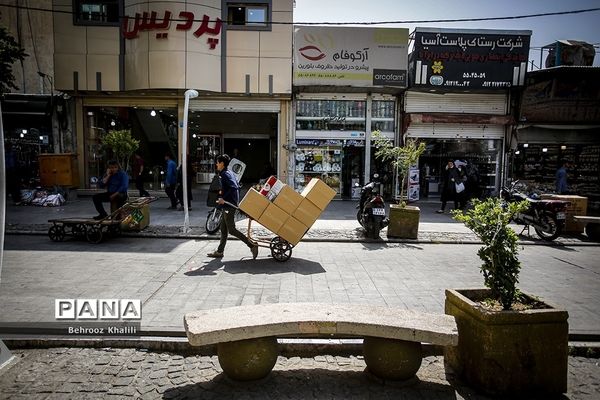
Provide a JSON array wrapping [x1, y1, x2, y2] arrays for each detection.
[[47, 196, 157, 244]]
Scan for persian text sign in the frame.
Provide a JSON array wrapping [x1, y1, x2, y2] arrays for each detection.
[[411, 28, 531, 89], [294, 26, 409, 88]]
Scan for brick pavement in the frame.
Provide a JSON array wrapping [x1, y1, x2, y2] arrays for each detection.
[[0, 347, 598, 399]]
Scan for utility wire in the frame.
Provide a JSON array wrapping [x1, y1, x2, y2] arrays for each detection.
[[0, 3, 599, 25]]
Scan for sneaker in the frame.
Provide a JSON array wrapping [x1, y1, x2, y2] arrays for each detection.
[[251, 245, 258, 260], [177, 205, 184, 211], [167, 206, 177, 210], [436, 210, 444, 214], [207, 251, 224, 258], [93, 214, 107, 220]]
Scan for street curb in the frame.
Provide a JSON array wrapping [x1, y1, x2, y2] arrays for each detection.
[[2, 335, 599, 358], [6, 229, 600, 246]]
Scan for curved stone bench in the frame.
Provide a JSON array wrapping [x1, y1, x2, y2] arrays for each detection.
[[573, 216, 600, 241], [184, 303, 458, 381]]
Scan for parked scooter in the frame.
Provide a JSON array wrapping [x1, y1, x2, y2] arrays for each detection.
[[356, 174, 389, 239], [500, 180, 569, 241]]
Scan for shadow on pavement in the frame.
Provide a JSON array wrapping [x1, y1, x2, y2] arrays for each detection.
[[184, 257, 326, 276], [360, 241, 424, 251], [163, 370, 475, 399]]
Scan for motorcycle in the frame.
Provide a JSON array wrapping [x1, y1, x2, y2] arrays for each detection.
[[500, 180, 569, 241], [356, 174, 389, 239]]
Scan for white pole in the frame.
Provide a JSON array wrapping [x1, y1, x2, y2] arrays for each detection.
[[182, 89, 199, 233], [0, 102, 15, 368]]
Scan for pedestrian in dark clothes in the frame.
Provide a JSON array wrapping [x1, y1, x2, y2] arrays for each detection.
[[437, 160, 460, 213]]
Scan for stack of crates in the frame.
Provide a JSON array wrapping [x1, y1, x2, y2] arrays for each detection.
[[239, 177, 336, 245]]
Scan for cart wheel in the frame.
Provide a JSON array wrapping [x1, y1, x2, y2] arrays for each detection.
[[71, 224, 87, 239], [270, 237, 293, 262], [86, 226, 103, 244], [108, 224, 122, 237], [48, 225, 65, 242]]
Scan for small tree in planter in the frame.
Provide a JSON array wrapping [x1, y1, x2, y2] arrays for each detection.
[[372, 131, 426, 239], [446, 197, 569, 396], [372, 130, 425, 207], [101, 129, 139, 173]]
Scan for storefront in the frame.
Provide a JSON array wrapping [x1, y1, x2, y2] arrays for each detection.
[[406, 28, 531, 199], [293, 96, 396, 198], [292, 26, 409, 199]]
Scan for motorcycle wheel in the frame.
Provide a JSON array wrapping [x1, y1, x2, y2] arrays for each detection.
[[357, 210, 364, 227], [205, 209, 222, 234], [365, 216, 383, 239], [534, 213, 562, 241]]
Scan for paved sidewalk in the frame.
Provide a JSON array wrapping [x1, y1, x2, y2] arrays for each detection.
[[4, 189, 598, 245], [0, 348, 598, 399]]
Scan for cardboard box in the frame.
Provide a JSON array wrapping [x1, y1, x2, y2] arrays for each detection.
[[277, 215, 309, 246], [301, 178, 337, 210], [258, 203, 288, 233], [273, 185, 303, 214], [260, 176, 285, 201], [121, 204, 150, 231], [239, 188, 270, 221], [293, 198, 322, 227], [541, 194, 588, 233]]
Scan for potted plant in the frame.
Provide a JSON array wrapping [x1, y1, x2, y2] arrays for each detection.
[[445, 197, 569, 396], [101, 129, 139, 173], [372, 130, 426, 239]]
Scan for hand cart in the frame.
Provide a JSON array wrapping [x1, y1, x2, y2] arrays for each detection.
[[47, 196, 157, 244], [222, 201, 295, 262]]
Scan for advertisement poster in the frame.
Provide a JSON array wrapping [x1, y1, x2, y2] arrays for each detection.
[[294, 26, 409, 88], [411, 28, 531, 89]]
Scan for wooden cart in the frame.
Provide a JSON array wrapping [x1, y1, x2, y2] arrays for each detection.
[[48, 197, 157, 244]]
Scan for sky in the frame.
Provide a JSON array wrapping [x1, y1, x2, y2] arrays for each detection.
[[293, 0, 600, 67]]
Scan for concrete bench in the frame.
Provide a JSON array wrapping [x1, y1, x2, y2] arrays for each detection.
[[184, 303, 458, 381], [573, 216, 600, 241]]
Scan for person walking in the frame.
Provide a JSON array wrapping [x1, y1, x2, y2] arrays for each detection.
[[4, 143, 21, 204], [207, 154, 258, 259], [92, 160, 129, 220], [165, 152, 178, 209], [132, 152, 150, 197], [436, 160, 460, 213], [556, 160, 571, 194]]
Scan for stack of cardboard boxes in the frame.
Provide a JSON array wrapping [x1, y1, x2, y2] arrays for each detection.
[[239, 178, 336, 245], [541, 194, 588, 233]]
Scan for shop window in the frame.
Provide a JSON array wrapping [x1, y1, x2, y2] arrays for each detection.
[[296, 100, 367, 131], [73, 0, 120, 26], [226, 2, 270, 30], [371, 100, 395, 132]]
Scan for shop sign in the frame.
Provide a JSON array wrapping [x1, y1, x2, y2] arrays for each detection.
[[294, 26, 409, 88], [296, 139, 344, 147], [411, 28, 531, 89], [122, 10, 222, 50]]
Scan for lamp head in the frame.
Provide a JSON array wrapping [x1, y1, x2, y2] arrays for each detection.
[[185, 89, 199, 99]]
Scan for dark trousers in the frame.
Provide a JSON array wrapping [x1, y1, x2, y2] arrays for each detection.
[[6, 168, 21, 203], [93, 192, 127, 216], [217, 207, 253, 253], [135, 175, 150, 197], [165, 184, 177, 207]]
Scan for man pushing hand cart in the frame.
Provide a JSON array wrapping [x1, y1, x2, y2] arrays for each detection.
[[207, 165, 336, 262]]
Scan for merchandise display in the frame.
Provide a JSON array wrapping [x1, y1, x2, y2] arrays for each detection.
[[194, 135, 221, 184], [294, 146, 342, 195]]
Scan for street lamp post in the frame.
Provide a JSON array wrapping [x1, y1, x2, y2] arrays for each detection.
[[182, 89, 199, 233]]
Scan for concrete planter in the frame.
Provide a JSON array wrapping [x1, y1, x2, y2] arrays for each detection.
[[387, 205, 420, 239], [444, 288, 569, 396]]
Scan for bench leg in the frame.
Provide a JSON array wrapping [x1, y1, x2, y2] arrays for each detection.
[[217, 337, 278, 381], [363, 337, 423, 381]]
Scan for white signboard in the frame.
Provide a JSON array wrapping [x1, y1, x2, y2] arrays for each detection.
[[294, 26, 409, 88]]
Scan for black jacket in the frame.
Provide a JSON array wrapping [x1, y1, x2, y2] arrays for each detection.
[[218, 168, 240, 207]]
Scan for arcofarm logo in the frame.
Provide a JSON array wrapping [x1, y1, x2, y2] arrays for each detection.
[[372, 69, 407, 87], [55, 299, 142, 320], [299, 45, 326, 61]]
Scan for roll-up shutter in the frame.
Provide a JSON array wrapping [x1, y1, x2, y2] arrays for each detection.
[[406, 123, 505, 139], [192, 100, 281, 112], [405, 92, 507, 115]]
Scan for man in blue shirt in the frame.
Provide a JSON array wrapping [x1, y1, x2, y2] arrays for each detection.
[[555, 160, 571, 194], [93, 160, 129, 220], [207, 154, 258, 259], [165, 152, 178, 209]]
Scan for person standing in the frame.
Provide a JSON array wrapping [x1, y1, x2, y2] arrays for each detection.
[[556, 160, 571, 194], [165, 152, 178, 209], [132, 152, 150, 197], [92, 160, 129, 220], [437, 160, 460, 213], [4, 143, 21, 204], [207, 154, 258, 259]]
